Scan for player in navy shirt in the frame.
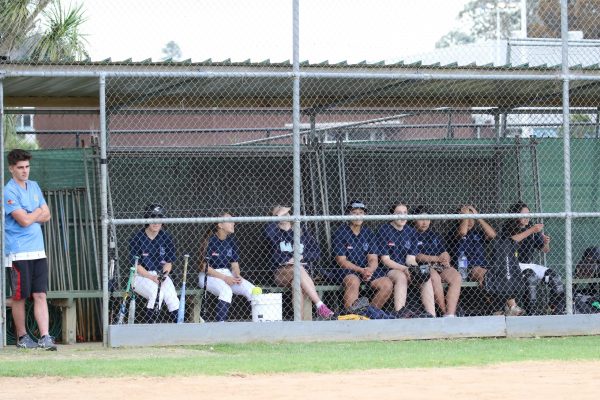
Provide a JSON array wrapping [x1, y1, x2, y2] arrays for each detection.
[[199, 212, 257, 321], [379, 202, 435, 318], [333, 201, 392, 309], [449, 205, 523, 316], [413, 205, 462, 317], [264, 205, 334, 319], [129, 204, 180, 323], [502, 202, 564, 314]]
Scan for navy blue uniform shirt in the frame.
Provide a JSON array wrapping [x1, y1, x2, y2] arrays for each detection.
[[264, 222, 320, 270], [332, 224, 379, 267], [204, 235, 240, 270], [449, 228, 488, 267], [129, 229, 176, 272], [378, 223, 418, 266], [414, 229, 446, 257]]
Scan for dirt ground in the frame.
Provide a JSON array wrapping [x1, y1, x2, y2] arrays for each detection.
[[1, 360, 599, 400]]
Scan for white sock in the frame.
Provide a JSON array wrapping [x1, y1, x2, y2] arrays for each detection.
[[315, 301, 324, 309], [444, 314, 456, 318]]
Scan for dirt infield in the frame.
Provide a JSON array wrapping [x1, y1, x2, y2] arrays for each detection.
[[1, 360, 599, 400]]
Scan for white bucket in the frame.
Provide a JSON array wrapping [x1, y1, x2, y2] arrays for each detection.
[[251, 293, 282, 322]]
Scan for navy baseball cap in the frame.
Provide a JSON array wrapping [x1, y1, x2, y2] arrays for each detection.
[[144, 204, 165, 219], [583, 246, 600, 262], [346, 200, 368, 213]]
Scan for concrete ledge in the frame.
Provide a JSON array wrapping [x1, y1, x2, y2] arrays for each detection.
[[109, 316, 506, 347], [506, 314, 600, 337]]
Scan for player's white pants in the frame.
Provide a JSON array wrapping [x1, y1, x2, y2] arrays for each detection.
[[199, 268, 255, 304], [519, 263, 549, 280], [134, 271, 180, 312]]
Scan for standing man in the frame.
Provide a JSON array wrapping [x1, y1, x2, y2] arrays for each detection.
[[4, 149, 56, 350]]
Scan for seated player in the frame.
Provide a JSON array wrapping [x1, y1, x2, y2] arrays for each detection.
[[502, 201, 565, 314], [129, 204, 180, 323], [264, 205, 334, 319], [413, 205, 462, 317], [333, 200, 393, 313], [378, 202, 436, 318], [449, 205, 523, 316], [199, 212, 258, 321]]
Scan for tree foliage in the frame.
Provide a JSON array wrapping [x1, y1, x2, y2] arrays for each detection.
[[437, 0, 600, 48], [436, 30, 476, 49], [529, 0, 600, 39], [161, 40, 183, 61], [0, 0, 89, 150]]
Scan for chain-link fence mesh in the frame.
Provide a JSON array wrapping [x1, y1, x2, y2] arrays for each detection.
[[2, 1, 600, 343]]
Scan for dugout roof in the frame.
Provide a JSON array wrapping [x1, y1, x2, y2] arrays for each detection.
[[2, 59, 600, 109]]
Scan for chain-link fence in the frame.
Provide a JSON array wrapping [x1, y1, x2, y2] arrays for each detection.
[[2, 1, 600, 347]]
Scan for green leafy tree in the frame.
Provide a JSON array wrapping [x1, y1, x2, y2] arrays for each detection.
[[529, 0, 600, 39], [438, 0, 600, 48], [436, 30, 476, 49], [0, 0, 89, 150], [558, 114, 598, 138], [161, 40, 183, 61]]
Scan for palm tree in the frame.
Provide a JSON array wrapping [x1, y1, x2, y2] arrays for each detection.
[[1, 0, 89, 149]]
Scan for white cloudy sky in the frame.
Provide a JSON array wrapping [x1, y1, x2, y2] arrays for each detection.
[[78, 0, 471, 63]]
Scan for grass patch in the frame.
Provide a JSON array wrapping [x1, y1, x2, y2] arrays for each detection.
[[0, 336, 599, 377]]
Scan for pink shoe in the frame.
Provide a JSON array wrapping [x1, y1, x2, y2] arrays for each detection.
[[317, 304, 334, 318]]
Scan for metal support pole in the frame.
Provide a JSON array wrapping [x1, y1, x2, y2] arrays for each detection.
[[494, 111, 501, 142], [596, 107, 600, 139], [99, 75, 110, 344], [561, 0, 573, 314], [308, 115, 322, 246], [0, 77, 5, 347], [291, 0, 302, 321]]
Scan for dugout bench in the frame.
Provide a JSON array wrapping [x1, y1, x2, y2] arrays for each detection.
[[44, 278, 599, 342]]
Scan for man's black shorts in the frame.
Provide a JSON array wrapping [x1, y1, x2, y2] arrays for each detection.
[[9, 258, 48, 300]]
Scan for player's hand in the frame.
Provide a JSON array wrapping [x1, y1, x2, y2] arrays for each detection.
[[149, 274, 161, 284], [361, 267, 373, 282], [162, 264, 172, 275], [543, 234, 551, 245], [532, 223, 544, 233], [438, 253, 451, 267], [232, 274, 243, 285], [469, 206, 479, 215], [223, 276, 238, 286]]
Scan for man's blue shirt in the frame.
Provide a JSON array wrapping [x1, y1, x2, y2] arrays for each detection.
[[4, 179, 46, 254]]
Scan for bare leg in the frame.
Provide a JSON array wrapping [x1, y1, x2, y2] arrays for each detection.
[[440, 267, 462, 316], [274, 265, 321, 304], [343, 274, 361, 309], [420, 279, 436, 316], [11, 299, 27, 337], [32, 292, 50, 337], [429, 269, 446, 315], [369, 276, 393, 309], [387, 270, 408, 311]]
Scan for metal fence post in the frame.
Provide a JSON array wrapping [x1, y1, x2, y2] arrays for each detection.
[[292, 0, 302, 321], [99, 75, 110, 344], [561, 0, 573, 314]]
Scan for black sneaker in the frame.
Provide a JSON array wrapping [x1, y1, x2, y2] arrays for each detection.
[[347, 297, 370, 314], [16, 334, 38, 349], [392, 307, 414, 319], [37, 335, 57, 351]]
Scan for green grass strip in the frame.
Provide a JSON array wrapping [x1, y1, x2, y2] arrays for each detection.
[[1, 336, 599, 377]]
